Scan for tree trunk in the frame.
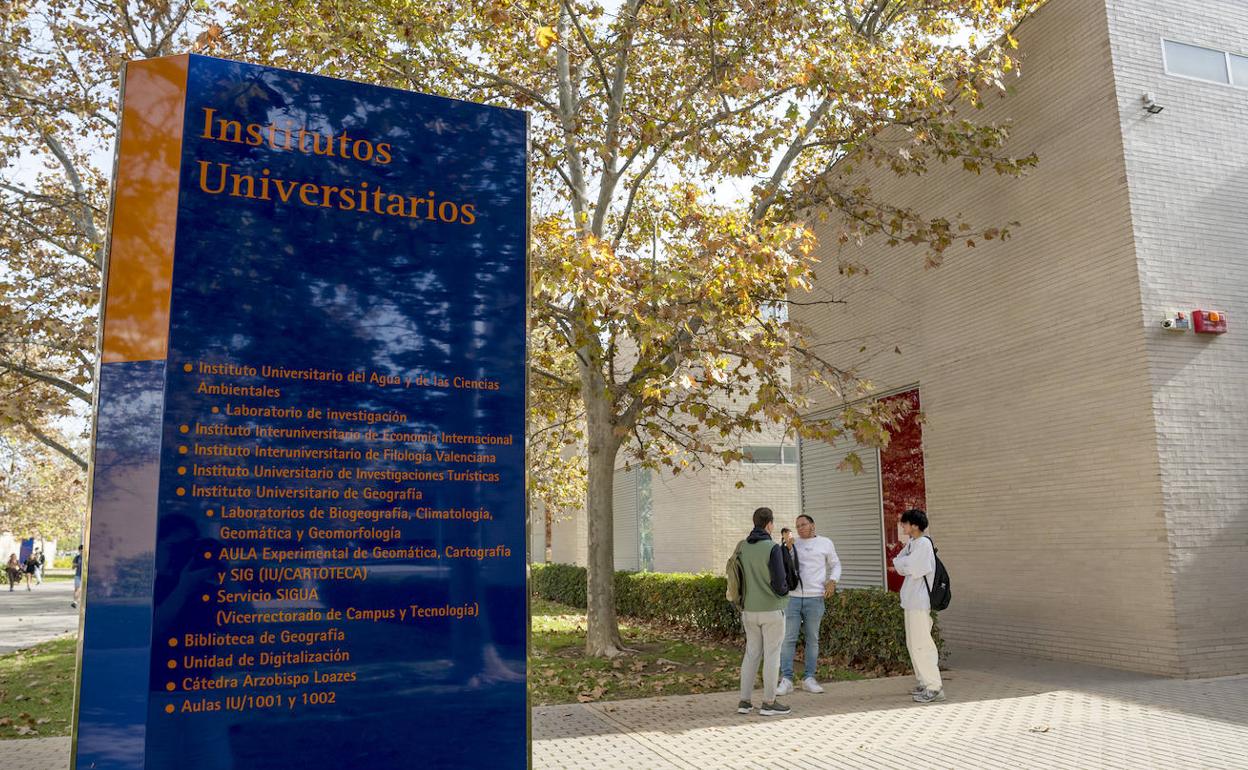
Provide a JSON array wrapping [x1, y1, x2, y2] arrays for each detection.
[[583, 389, 624, 657]]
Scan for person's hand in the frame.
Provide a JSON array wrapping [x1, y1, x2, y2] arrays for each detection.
[[824, 581, 837, 597]]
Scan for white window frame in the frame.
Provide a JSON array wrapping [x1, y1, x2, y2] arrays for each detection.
[[1161, 37, 1248, 90]]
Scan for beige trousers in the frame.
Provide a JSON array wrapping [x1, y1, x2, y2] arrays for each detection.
[[904, 609, 942, 691], [739, 609, 786, 703]]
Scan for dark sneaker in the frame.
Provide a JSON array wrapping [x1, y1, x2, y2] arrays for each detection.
[[736, 700, 754, 714], [759, 701, 791, 716], [913, 688, 946, 704]]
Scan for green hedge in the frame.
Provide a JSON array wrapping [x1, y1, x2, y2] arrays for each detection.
[[531, 562, 940, 674]]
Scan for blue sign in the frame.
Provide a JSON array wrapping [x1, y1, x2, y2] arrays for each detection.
[[76, 55, 528, 769]]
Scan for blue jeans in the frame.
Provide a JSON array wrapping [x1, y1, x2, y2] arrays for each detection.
[[780, 595, 825, 680]]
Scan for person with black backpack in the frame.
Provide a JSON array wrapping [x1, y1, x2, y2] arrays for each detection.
[[892, 509, 944, 703]]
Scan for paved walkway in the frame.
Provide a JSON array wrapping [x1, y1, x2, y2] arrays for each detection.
[[0, 579, 78, 654], [533, 649, 1248, 769], [4, 642, 1247, 768]]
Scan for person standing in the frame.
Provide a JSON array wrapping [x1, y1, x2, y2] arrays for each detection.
[[779, 528, 800, 592], [34, 549, 45, 585], [778, 514, 841, 695], [735, 507, 791, 717], [72, 545, 84, 608], [892, 508, 944, 703]]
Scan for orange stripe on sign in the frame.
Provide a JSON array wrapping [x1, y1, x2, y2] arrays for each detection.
[[100, 55, 189, 364]]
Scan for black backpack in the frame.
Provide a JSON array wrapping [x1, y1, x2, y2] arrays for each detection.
[[922, 537, 951, 611]]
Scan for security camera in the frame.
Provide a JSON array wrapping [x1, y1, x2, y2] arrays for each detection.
[[1162, 318, 1175, 329]]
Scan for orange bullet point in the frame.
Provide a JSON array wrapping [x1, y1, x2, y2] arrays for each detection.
[[176, 487, 185, 496], [201, 594, 210, 602], [211, 406, 219, 414], [166, 682, 175, 692], [178, 446, 188, 455], [179, 425, 189, 434], [203, 551, 212, 559], [167, 660, 177, 670], [165, 704, 175, 714], [183, 363, 192, 372], [205, 509, 214, 518], [168, 638, 178, 647]]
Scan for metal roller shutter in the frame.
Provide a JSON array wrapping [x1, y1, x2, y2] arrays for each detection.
[[613, 469, 640, 571], [798, 437, 884, 589]]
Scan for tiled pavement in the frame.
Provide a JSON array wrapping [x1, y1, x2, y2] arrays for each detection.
[[532, 648, 1248, 769], [5, 648, 1247, 768]]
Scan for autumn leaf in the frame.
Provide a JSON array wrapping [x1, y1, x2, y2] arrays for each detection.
[[737, 72, 762, 91], [193, 23, 224, 52], [536, 25, 558, 50]]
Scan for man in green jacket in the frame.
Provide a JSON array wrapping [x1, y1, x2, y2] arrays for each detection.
[[736, 507, 792, 716]]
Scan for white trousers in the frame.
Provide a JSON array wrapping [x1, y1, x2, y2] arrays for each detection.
[[904, 609, 942, 691], [739, 609, 786, 703]]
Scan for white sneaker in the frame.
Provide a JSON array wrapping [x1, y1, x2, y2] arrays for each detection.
[[802, 677, 824, 693], [775, 678, 794, 696]]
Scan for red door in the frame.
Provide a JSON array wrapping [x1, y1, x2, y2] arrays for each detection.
[[880, 389, 926, 592]]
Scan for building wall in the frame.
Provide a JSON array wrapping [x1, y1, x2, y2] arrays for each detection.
[[549, 505, 586, 566], [650, 469, 717, 572], [649, 462, 799, 574], [548, 458, 798, 576], [793, 0, 1184, 673], [529, 501, 546, 563], [1106, 0, 1248, 676]]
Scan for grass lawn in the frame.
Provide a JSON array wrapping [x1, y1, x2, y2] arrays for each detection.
[[529, 597, 861, 705], [0, 636, 76, 740]]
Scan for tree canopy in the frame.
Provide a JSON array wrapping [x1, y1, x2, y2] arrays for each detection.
[[0, 0, 196, 470], [212, 0, 1040, 655], [1, 0, 1041, 654]]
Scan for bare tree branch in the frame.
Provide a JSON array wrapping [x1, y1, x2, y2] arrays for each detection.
[[19, 418, 87, 470]]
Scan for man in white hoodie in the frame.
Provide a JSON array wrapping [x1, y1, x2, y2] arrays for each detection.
[[777, 514, 841, 695], [892, 508, 944, 703]]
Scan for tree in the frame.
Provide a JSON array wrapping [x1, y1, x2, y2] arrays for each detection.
[[196, 0, 1039, 655], [0, 429, 86, 541], [0, 0, 197, 469]]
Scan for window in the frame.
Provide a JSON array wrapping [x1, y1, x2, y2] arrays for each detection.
[[1231, 54, 1248, 87], [1163, 39, 1230, 85], [742, 445, 797, 464]]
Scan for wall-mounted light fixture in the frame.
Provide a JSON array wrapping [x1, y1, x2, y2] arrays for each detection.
[[1142, 92, 1165, 114]]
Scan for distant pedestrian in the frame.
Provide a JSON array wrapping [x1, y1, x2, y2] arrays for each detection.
[[5, 554, 20, 591], [778, 514, 841, 696], [34, 549, 45, 584], [72, 545, 84, 608], [779, 528, 800, 591], [23, 553, 39, 590], [892, 509, 944, 703], [735, 506, 791, 717]]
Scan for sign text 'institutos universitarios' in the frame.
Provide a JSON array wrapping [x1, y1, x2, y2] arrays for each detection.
[[74, 55, 527, 769]]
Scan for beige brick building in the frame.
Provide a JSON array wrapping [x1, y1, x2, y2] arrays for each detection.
[[547, 446, 799, 575], [792, 0, 1248, 677]]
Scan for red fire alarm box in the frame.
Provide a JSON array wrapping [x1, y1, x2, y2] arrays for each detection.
[[1193, 309, 1227, 334]]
